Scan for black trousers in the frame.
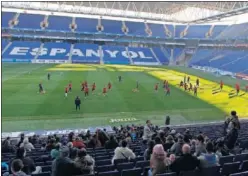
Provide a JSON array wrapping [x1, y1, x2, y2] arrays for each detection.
[[76, 104, 80, 110]]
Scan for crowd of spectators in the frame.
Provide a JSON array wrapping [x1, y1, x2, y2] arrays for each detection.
[[2, 110, 246, 176]]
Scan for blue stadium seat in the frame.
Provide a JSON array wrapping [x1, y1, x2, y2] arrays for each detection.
[[31, 172, 51, 176], [175, 25, 186, 38], [37, 42, 71, 61], [97, 165, 115, 173], [15, 13, 44, 29], [148, 23, 166, 38], [135, 161, 149, 169], [2, 12, 16, 28], [127, 47, 158, 63], [156, 173, 177, 176], [152, 47, 170, 64], [230, 171, 248, 176], [221, 162, 241, 176], [173, 48, 184, 60], [234, 154, 248, 162], [41, 165, 51, 172], [1, 39, 9, 52], [98, 171, 119, 176], [201, 165, 221, 176], [116, 162, 134, 171], [185, 25, 211, 38], [102, 45, 130, 65], [47, 15, 72, 31], [101, 19, 123, 34], [125, 21, 147, 36], [96, 159, 112, 166], [240, 160, 248, 172], [211, 25, 228, 38], [121, 168, 142, 176], [75, 17, 98, 33]]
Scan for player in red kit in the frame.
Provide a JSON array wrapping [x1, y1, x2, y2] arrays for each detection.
[[81, 82, 85, 91], [84, 86, 89, 97], [235, 83, 240, 95], [108, 82, 112, 90], [194, 86, 198, 96], [189, 83, 193, 91], [92, 83, 96, 93], [103, 86, 107, 96], [220, 80, 224, 91], [163, 80, 167, 88], [84, 81, 88, 88], [154, 83, 158, 92], [184, 83, 188, 91], [166, 86, 170, 95], [69, 82, 72, 92], [65, 86, 68, 97], [179, 81, 184, 88], [246, 85, 248, 92]]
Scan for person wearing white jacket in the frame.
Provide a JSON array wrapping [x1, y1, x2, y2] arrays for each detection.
[[112, 140, 136, 164], [20, 138, 34, 151]]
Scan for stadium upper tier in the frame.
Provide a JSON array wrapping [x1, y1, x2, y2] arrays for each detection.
[[2, 11, 248, 39]]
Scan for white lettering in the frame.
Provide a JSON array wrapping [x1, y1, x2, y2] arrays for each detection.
[[138, 51, 153, 59], [86, 49, 100, 57], [105, 50, 119, 58], [122, 51, 138, 59], [30, 48, 47, 56], [50, 48, 66, 56], [70, 49, 84, 57], [9, 47, 29, 55]]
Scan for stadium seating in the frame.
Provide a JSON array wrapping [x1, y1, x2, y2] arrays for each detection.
[[1, 39, 9, 52], [75, 17, 98, 33], [47, 15, 72, 32], [127, 47, 158, 64], [2, 12, 16, 28], [71, 43, 100, 64], [147, 23, 166, 38], [14, 13, 44, 30], [102, 45, 130, 65], [125, 21, 147, 36], [185, 25, 211, 38], [152, 47, 170, 64], [101, 19, 123, 34]]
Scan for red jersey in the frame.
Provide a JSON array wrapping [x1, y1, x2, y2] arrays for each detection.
[[84, 87, 89, 93], [236, 83, 240, 90], [220, 81, 223, 86], [103, 87, 107, 93], [65, 87, 68, 93], [84, 81, 88, 87], [69, 83, 72, 88], [246, 85, 248, 90], [167, 87, 170, 92], [155, 84, 158, 90], [81, 82, 84, 87], [108, 83, 112, 89], [92, 83, 96, 89]]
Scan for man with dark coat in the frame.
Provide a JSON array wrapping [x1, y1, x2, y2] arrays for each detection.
[[75, 96, 81, 111]]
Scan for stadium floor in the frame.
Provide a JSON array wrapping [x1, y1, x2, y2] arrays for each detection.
[[2, 63, 248, 132]]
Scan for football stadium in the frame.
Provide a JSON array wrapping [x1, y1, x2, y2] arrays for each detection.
[[2, 2, 248, 176]]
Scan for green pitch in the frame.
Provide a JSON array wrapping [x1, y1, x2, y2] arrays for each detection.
[[3, 63, 244, 132]]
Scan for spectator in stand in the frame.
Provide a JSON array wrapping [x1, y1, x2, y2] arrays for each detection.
[[51, 146, 81, 176], [98, 130, 109, 146], [51, 144, 61, 160], [46, 138, 56, 152], [159, 131, 166, 144], [112, 140, 136, 164], [225, 121, 239, 150], [190, 140, 197, 154], [105, 135, 119, 149], [144, 140, 155, 161], [125, 133, 132, 143], [69, 148, 78, 160], [184, 129, 192, 140], [20, 138, 34, 152], [17, 134, 25, 148], [194, 135, 206, 156], [198, 142, 219, 168], [163, 135, 174, 152], [141, 140, 148, 152], [9, 147, 41, 175], [75, 148, 95, 174], [148, 144, 171, 176], [73, 137, 86, 149], [215, 141, 229, 158], [170, 144, 200, 173], [87, 134, 101, 148], [170, 135, 184, 156], [229, 111, 240, 130], [55, 137, 61, 146], [143, 120, 153, 140], [60, 135, 67, 145], [2, 137, 15, 153], [155, 136, 162, 145], [4, 159, 28, 176]]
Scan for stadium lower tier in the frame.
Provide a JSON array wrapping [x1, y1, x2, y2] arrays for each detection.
[[1, 40, 248, 75]]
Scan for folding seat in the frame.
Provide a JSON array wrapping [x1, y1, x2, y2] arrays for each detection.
[[96, 159, 112, 166], [134, 156, 144, 162], [219, 156, 234, 166], [97, 165, 115, 173], [135, 161, 149, 169], [121, 168, 142, 176], [95, 155, 110, 161], [230, 172, 244, 176], [156, 173, 177, 176], [234, 154, 248, 162], [240, 160, 248, 172], [201, 165, 221, 176], [116, 162, 134, 171], [31, 172, 51, 176], [113, 159, 129, 165], [41, 165, 52, 172], [180, 170, 200, 176], [98, 171, 119, 176], [221, 162, 241, 175]]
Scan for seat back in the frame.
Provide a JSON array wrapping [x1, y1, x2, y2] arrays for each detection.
[[201, 165, 221, 176], [219, 156, 234, 166], [113, 159, 129, 165], [97, 165, 115, 173], [98, 171, 119, 176], [241, 160, 248, 172], [121, 168, 142, 176], [117, 162, 134, 171], [180, 170, 200, 176], [31, 172, 51, 176], [234, 154, 248, 162], [135, 161, 150, 169], [96, 159, 112, 166], [221, 162, 241, 175]]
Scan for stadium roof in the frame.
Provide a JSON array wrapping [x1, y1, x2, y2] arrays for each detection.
[[2, 1, 248, 24]]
